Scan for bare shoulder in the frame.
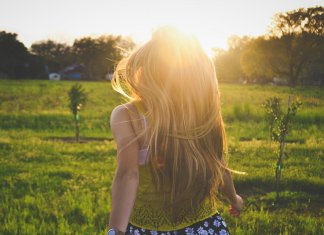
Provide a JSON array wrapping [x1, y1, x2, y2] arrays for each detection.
[[110, 103, 136, 124], [110, 104, 127, 119], [110, 103, 138, 138], [110, 104, 130, 128]]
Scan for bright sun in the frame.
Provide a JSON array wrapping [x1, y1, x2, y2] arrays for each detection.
[[174, 24, 219, 58], [133, 23, 224, 58], [137, 3, 230, 56]]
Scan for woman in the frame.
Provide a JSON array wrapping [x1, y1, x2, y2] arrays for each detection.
[[108, 26, 243, 235]]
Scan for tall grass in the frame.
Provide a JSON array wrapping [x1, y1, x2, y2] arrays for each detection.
[[0, 79, 323, 234]]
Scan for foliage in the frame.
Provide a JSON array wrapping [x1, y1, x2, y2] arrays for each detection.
[[240, 37, 277, 82], [213, 36, 250, 82], [214, 6, 324, 85], [1, 6, 323, 84], [268, 6, 324, 86], [0, 31, 29, 78], [262, 97, 282, 141], [0, 31, 135, 80], [263, 96, 302, 201], [263, 97, 302, 142], [72, 35, 135, 80], [31, 40, 74, 73], [270, 6, 323, 37], [68, 83, 88, 142]]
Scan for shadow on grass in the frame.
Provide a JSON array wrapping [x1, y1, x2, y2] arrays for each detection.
[[0, 113, 72, 130], [45, 136, 113, 143], [238, 137, 306, 143], [0, 165, 23, 178], [236, 178, 324, 215], [0, 142, 12, 154], [236, 177, 324, 197]]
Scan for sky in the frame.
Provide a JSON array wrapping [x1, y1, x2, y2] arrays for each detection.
[[0, 0, 322, 52]]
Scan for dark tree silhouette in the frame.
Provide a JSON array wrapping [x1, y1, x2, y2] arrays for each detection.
[[0, 31, 29, 78], [31, 40, 73, 73], [72, 35, 135, 80]]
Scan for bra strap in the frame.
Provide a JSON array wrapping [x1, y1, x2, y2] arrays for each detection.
[[128, 103, 148, 146], [142, 115, 147, 130]]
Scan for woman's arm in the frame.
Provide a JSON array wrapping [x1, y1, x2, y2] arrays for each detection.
[[108, 105, 140, 233], [220, 169, 244, 215]]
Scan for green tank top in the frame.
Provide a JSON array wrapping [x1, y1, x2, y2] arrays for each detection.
[[129, 102, 219, 231], [129, 165, 219, 230]]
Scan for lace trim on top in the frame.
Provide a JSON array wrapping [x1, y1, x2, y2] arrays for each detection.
[[130, 198, 218, 231], [129, 166, 218, 231]]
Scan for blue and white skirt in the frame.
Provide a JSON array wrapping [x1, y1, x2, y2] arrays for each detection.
[[126, 213, 230, 235]]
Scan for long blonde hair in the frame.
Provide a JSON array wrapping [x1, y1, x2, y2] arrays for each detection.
[[112, 26, 228, 221]]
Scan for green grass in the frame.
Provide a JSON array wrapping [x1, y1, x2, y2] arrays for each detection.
[[0, 79, 323, 234]]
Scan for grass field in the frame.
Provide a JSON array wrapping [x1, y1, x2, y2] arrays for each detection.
[[0, 79, 323, 235]]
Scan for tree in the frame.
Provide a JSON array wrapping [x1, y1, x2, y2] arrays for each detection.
[[240, 37, 280, 82], [213, 35, 251, 82], [72, 35, 135, 80], [240, 6, 324, 86], [30, 40, 73, 73], [263, 97, 302, 201], [68, 84, 87, 142], [270, 6, 323, 37], [0, 31, 29, 78], [268, 6, 324, 86]]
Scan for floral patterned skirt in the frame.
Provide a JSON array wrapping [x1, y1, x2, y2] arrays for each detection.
[[126, 213, 230, 235]]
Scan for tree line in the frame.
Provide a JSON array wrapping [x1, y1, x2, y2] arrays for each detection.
[[214, 6, 323, 86], [0, 6, 323, 85], [0, 32, 135, 80]]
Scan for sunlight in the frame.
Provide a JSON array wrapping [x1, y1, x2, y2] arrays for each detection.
[[2, 0, 322, 50], [146, 23, 225, 58], [131, 26, 221, 58], [170, 24, 218, 58], [128, 22, 228, 58], [125, 1, 231, 58]]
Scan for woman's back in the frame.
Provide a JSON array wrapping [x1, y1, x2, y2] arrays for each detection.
[[107, 26, 243, 235], [113, 27, 227, 215], [126, 102, 219, 230]]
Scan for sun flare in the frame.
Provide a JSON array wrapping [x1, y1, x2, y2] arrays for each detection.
[[138, 23, 225, 58]]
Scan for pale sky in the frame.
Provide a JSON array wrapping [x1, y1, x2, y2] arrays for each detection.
[[0, 0, 322, 51]]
